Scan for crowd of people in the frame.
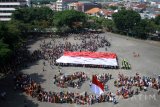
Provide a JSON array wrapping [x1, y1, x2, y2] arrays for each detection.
[[55, 63, 119, 69], [114, 73, 160, 99], [54, 72, 89, 89], [13, 73, 117, 105], [56, 63, 119, 69], [0, 91, 6, 101], [95, 73, 112, 84], [11, 68, 160, 105], [121, 59, 131, 70], [91, 73, 112, 91], [1, 46, 43, 75], [40, 32, 115, 69], [1, 30, 160, 107], [11, 67, 160, 105]]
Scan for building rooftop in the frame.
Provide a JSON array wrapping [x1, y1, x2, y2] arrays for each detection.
[[85, 7, 100, 14], [68, 2, 83, 6], [101, 9, 114, 16]]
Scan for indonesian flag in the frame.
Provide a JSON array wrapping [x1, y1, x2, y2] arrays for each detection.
[[56, 51, 118, 66], [91, 75, 104, 95]]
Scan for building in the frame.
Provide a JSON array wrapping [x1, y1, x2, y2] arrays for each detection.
[[85, 7, 101, 17], [85, 8, 115, 19], [67, 1, 101, 12], [83, 2, 102, 12], [56, 0, 62, 11], [100, 9, 115, 19], [56, 0, 76, 11], [56, 0, 102, 12], [132, 3, 147, 12], [123, 0, 141, 2], [68, 2, 83, 11], [0, 0, 30, 21], [46, 2, 56, 11]]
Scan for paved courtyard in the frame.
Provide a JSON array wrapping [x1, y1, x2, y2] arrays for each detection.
[[1, 32, 160, 107]]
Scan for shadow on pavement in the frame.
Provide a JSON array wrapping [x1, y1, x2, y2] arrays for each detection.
[[0, 70, 46, 107]]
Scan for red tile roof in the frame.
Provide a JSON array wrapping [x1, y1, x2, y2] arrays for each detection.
[[101, 9, 114, 16], [85, 8, 101, 14], [135, 4, 147, 9]]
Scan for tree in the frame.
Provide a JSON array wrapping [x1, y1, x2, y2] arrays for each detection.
[[0, 40, 12, 64], [0, 21, 22, 57], [102, 19, 115, 32], [11, 7, 55, 30], [145, 19, 157, 34], [132, 19, 157, 39], [53, 10, 87, 32], [87, 16, 103, 29], [132, 19, 148, 39], [0, 22, 7, 39], [0, 22, 22, 49], [112, 10, 141, 34], [155, 15, 160, 25]]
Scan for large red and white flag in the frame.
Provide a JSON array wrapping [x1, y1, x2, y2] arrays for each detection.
[[56, 51, 118, 66], [91, 75, 104, 95]]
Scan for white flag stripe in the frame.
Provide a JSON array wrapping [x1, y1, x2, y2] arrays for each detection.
[[91, 84, 104, 95], [56, 56, 118, 66]]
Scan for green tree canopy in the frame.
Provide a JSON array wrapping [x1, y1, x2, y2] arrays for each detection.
[[132, 19, 157, 39], [155, 15, 160, 25], [112, 10, 141, 33], [132, 19, 148, 39], [0, 21, 23, 66], [0, 22, 22, 49], [86, 16, 103, 30], [53, 10, 87, 31], [0, 40, 12, 64], [102, 19, 115, 32], [11, 7, 55, 29]]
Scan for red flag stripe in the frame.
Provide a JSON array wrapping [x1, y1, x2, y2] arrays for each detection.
[[92, 75, 104, 91], [64, 51, 117, 59]]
